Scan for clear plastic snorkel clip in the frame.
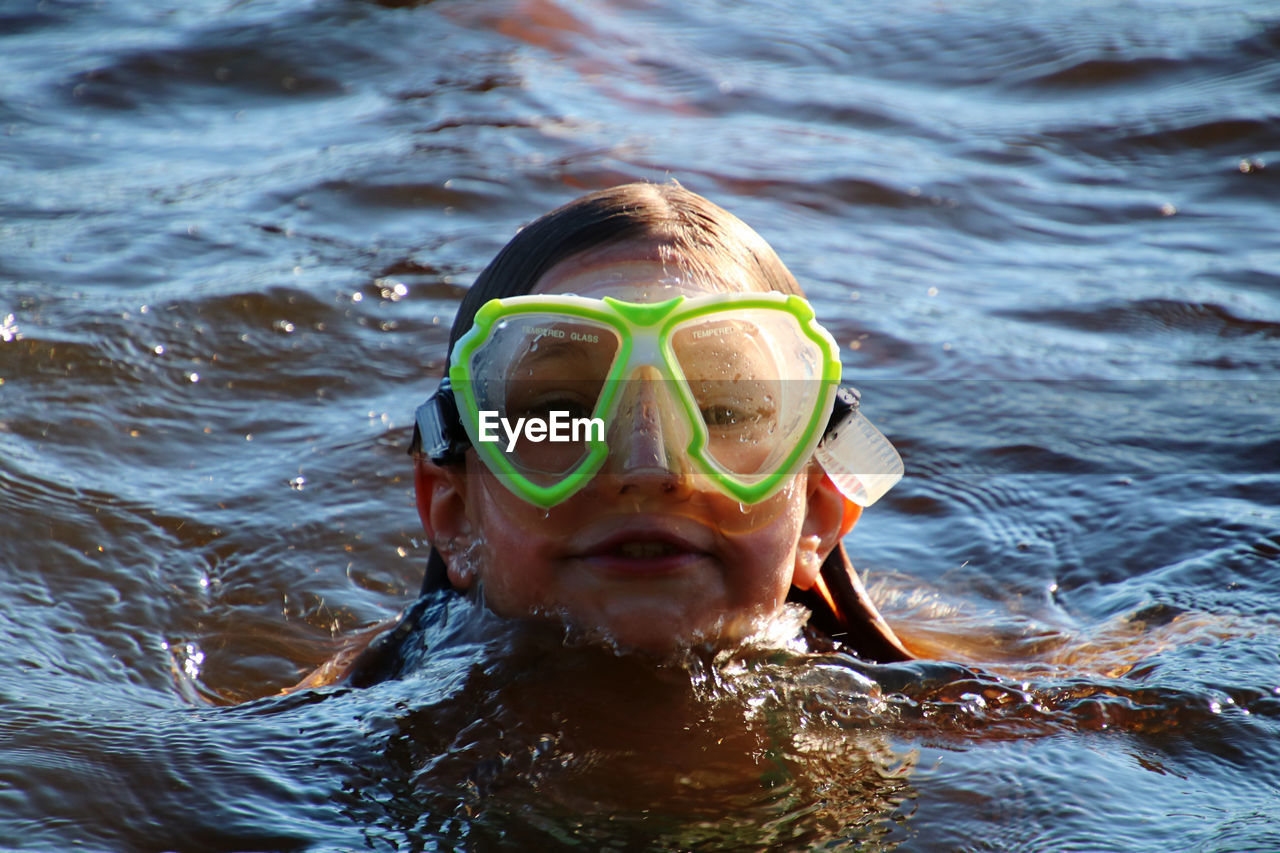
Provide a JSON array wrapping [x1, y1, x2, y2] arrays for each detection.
[[813, 387, 904, 507]]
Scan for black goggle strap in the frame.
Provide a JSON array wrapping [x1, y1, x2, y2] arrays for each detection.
[[822, 385, 861, 438], [408, 379, 862, 463], [408, 377, 471, 464]]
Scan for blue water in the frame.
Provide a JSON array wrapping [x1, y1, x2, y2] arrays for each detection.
[[2, 0, 1279, 849]]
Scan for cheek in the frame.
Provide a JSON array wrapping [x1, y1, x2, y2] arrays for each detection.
[[720, 496, 807, 603], [463, 463, 563, 612]]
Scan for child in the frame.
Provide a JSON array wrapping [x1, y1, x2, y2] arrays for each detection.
[[306, 182, 911, 689]]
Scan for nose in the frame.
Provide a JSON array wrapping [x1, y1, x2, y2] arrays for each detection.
[[604, 366, 693, 495]]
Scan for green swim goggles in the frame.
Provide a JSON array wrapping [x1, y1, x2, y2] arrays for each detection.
[[411, 292, 903, 509]]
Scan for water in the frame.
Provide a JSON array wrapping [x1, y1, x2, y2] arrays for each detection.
[[2, 0, 1279, 849]]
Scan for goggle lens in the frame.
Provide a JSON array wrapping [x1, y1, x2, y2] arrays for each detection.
[[465, 314, 621, 480], [670, 309, 828, 483]]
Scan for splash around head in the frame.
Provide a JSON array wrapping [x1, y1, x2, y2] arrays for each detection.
[[408, 183, 905, 655]]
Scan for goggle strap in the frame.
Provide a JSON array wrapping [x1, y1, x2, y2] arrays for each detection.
[[411, 379, 471, 464], [825, 386, 861, 434]]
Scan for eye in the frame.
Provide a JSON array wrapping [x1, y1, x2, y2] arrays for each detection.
[[700, 404, 749, 427]]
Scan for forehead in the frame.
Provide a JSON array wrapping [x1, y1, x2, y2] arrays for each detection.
[[532, 244, 762, 302]]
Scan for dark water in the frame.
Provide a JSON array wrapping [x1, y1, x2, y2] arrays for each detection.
[[2, 0, 1279, 849]]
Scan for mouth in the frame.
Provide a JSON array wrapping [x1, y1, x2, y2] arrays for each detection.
[[574, 523, 712, 575], [613, 540, 683, 559]]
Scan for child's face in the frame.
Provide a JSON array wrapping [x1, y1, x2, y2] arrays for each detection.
[[418, 245, 849, 652]]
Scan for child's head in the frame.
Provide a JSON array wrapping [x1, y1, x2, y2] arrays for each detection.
[[411, 183, 904, 655]]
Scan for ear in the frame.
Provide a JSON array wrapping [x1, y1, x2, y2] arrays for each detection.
[[413, 456, 476, 590], [792, 466, 862, 591]]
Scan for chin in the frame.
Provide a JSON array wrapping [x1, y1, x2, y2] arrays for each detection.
[[580, 607, 735, 656]]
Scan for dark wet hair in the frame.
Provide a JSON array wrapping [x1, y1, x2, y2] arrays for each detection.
[[445, 182, 802, 365], [397, 183, 912, 670]]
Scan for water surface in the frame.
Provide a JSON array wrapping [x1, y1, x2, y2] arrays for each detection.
[[2, 0, 1279, 849]]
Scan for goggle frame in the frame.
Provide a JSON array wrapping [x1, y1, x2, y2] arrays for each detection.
[[427, 292, 843, 508]]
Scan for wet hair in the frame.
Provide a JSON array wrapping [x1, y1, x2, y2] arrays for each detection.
[[445, 182, 801, 363], [398, 183, 912, 671]]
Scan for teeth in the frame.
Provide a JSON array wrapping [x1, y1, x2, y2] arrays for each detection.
[[616, 541, 677, 558]]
